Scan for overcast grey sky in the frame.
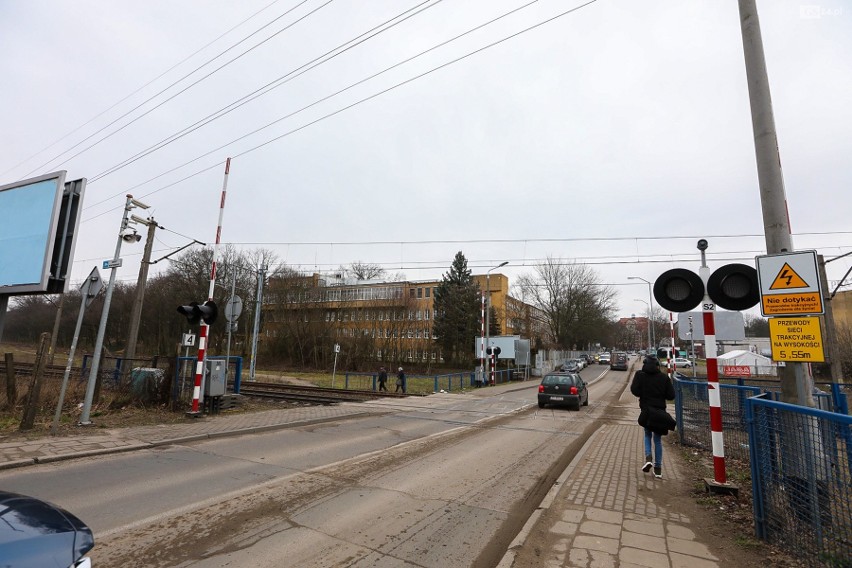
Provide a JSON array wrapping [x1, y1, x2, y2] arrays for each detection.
[[1, 0, 850, 319]]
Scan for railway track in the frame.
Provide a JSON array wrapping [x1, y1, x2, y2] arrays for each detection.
[[6, 362, 410, 406], [236, 381, 410, 405]]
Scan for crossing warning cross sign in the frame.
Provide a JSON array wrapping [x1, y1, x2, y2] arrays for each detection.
[[769, 263, 809, 290], [756, 251, 824, 316]]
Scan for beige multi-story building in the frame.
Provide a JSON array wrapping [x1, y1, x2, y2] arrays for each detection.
[[264, 272, 549, 364]]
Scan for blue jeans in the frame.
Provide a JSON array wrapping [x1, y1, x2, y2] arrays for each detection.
[[644, 428, 662, 467]]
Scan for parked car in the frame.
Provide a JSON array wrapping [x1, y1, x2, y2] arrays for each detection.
[[673, 357, 694, 368], [571, 358, 586, 370], [598, 352, 611, 365], [579, 354, 592, 366], [0, 490, 94, 567], [560, 360, 580, 373], [538, 372, 589, 410]]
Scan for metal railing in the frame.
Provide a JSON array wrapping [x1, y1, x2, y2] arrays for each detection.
[[746, 395, 852, 566], [674, 377, 762, 462], [345, 367, 525, 394]]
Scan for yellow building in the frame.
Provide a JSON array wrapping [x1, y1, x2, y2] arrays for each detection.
[[265, 272, 548, 364]]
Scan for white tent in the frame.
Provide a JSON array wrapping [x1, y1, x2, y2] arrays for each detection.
[[717, 350, 777, 377]]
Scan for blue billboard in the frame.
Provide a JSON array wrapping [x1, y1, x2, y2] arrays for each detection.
[[0, 171, 67, 293]]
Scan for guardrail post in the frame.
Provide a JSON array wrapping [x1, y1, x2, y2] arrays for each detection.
[[744, 396, 766, 539], [675, 377, 685, 444], [832, 382, 852, 476], [831, 383, 848, 415], [232, 356, 242, 393]]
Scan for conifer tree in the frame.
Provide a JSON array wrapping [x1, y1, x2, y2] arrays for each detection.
[[433, 252, 481, 364]]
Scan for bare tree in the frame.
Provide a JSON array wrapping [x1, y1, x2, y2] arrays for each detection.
[[344, 261, 386, 281], [515, 257, 616, 350]]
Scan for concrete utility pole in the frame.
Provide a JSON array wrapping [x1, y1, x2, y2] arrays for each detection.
[[123, 218, 157, 375], [738, 0, 814, 406], [249, 265, 267, 382]]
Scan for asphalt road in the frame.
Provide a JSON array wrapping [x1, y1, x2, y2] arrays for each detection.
[[0, 363, 632, 567]]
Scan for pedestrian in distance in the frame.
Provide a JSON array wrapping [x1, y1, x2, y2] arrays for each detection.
[[378, 367, 388, 392], [630, 355, 676, 479], [396, 367, 406, 393]]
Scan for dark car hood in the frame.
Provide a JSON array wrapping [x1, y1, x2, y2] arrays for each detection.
[[0, 491, 94, 567]]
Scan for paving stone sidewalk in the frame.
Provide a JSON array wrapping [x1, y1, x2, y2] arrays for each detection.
[[502, 403, 726, 568]]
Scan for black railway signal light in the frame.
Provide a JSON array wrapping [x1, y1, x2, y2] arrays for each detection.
[[177, 300, 218, 325], [653, 269, 705, 313], [653, 264, 760, 313], [706, 263, 759, 311]]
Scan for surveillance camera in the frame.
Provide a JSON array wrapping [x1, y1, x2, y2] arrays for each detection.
[[697, 239, 708, 251], [121, 228, 141, 243]]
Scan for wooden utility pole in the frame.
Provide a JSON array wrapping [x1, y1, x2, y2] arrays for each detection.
[[4, 352, 16, 410], [20, 332, 50, 430], [48, 295, 66, 365]]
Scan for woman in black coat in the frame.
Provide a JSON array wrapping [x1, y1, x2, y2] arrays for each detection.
[[630, 356, 675, 478]]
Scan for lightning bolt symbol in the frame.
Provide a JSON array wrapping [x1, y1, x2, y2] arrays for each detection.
[[780, 269, 792, 286]]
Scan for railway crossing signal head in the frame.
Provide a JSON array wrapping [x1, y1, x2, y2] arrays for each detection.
[[177, 300, 218, 325]]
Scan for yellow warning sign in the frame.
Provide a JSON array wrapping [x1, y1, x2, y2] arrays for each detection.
[[769, 262, 810, 290], [769, 263, 809, 290], [769, 317, 824, 362]]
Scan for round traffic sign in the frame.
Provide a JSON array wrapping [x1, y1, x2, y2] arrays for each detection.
[[224, 295, 243, 322]]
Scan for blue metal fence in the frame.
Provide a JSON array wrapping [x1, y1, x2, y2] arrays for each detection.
[[674, 377, 762, 462], [675, 376, 852, 564], [746, 395, 852, 566]]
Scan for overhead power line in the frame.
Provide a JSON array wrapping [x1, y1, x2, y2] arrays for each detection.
[[86, 0, 444, 186], [0, 0, 285, 180], [81, 0, 600, 221], [19, 0, 326, 179]]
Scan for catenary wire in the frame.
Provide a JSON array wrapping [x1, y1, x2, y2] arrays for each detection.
[[86, 0, 444, 186], [20, 0, 326, 179], [80, 0, 599, 221], [0, 0, 284, 180]]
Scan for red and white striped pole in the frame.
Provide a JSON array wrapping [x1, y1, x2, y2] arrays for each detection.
[[480, 291, 485, 387], [704, 306, 726, 484], [669, 312, 677, 377], [188, 158, 231, 416]]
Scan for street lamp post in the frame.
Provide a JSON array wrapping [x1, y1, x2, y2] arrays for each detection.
[[80, 195, 149, 425], [634, 298, 652, 353], [485, 261, 508, 385], [628, 276, 655, 350]]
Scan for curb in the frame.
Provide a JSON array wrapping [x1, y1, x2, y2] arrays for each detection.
[[1, 411, 378, 470], [35, 443, 152, 464]]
